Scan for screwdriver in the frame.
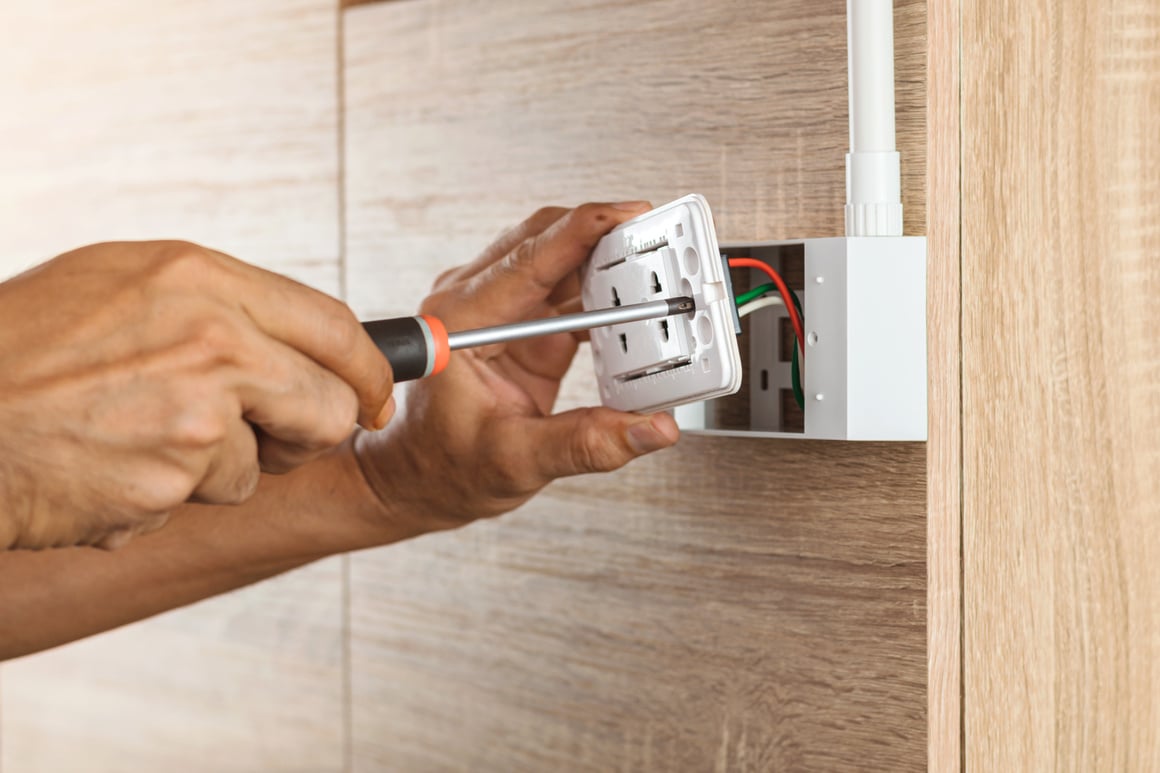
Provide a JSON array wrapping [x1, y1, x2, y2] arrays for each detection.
[[362, 296, 695, 382]]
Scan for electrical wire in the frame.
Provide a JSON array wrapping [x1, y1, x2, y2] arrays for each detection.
[[736, 296, 784, 318], [787, 285, 805, 409], [727, 258, 805, 353], [734, 282, 778, 306], [730, 267, 807, 410]]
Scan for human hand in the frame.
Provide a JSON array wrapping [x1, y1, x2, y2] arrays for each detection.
[[352, 202, 680, 535], [0, 241, 394, 550]]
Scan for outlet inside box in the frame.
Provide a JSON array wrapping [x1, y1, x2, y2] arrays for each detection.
[[690, 243, 807, 435]]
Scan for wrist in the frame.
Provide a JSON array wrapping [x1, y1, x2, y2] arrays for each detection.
[[344, 430, 450, 546], [349, 426, 471, 541]]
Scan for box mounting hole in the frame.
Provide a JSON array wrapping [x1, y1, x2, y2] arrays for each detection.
[[611, 287, 621, 307], [619, 333, 628, 353], [659, 319, 669, 341], [650, 271, 662, 294]]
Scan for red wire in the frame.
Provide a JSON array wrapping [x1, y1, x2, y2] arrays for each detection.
[[727, 258, 805, 355]]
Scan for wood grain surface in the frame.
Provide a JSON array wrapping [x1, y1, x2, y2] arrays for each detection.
[[0, 2, 347, 771], [343, 1, 931, 769], [961, 0, 1160, 769], [0, 0, 341, 280], [925, 0, 962, 770]]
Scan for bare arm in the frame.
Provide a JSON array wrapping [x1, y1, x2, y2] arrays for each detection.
[[0, 442, 394, 660]]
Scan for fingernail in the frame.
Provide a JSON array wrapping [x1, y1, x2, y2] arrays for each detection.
[[611, 200, 651, 211], [97, 529, 134, 551], [374, 396, 397, 431], [626, 414, 679, 454]]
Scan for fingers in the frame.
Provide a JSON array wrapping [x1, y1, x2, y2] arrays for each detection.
[[445, 206, 569, 286], [189, 418, 260, 505], [521, 408, 679, 483], [441, 201, 650, 329], [93, 513, 170, 551], [197, 247, 394, 430], [232, 337, 363, 473]]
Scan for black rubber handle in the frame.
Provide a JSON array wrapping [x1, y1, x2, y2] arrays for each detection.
[[362, 317, 432, 382]]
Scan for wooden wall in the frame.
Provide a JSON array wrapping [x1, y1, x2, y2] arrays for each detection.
[[6, 0, 1155, 770], [341, 1, 930, 770], [0, 2, 349, 771], [961, 0, 1160, 768]]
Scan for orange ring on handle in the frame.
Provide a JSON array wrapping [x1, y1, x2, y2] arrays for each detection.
[[420, 315, 451, 376]]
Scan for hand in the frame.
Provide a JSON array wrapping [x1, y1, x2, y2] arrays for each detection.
[[0, 241, 394, 551], [353, 202, 680, 535]]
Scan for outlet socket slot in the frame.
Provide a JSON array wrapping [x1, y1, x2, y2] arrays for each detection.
[[581, 195, 742, 413]]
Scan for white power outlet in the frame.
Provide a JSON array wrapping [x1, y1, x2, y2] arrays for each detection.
[[581, 195, 743, 413]]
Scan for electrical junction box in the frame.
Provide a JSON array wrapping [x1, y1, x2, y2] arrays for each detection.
[[675, 235, 927, 441], [582, 196, 927, 441]]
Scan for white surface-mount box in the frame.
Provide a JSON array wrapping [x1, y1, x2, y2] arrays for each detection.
[[580, 195, 743, 413], [674, 236, 927, 441]]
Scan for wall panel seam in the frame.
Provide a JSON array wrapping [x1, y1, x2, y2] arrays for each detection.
[[955, 0, 966, 767], [336, 4, 354, 772]]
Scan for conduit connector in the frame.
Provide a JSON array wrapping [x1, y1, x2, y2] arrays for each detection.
[[845, 0, 903, 236]]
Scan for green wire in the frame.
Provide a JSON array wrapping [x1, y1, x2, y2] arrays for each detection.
[[734, 282, 777, 306], [734, 282, 806, 410]]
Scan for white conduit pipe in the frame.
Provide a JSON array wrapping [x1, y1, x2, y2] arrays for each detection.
[[845, 0, 903, 236]]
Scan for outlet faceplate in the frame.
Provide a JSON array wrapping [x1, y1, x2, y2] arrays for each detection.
[[581, 195, 743, 413]]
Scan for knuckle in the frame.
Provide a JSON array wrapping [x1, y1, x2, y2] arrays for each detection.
[[431, 266, 462, 292], [528, 206, 567, 231], [320, 394, 358, 447], [419, 288, 456, 316], [491, 452, 536, 496], [184, 317, 242, 367], [571, 202, 611, 227], [150, 241, 215, 284], [129, 468, 197, 514], [572, 412, 623, 473], [169, 403, 229, 449], [496, 238, 545, 287], [320, 298, 361, 354]]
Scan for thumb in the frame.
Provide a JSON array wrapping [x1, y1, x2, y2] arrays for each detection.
[[529, 407, 680, 481]]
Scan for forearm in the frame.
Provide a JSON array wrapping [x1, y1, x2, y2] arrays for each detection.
[[0, 440, 416, 660]]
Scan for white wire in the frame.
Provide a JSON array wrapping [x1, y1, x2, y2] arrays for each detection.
[[736, 295, 784, 318]]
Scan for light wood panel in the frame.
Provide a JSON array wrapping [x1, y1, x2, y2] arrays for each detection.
[[343, 1, 931, 769], [925, 0, 962, 770], [0, 2, 347, 770], [962, 0, 1160, 769], [342, 0, 926, 321], [0, 0, 341, 280], [2, 560, 346, 773]]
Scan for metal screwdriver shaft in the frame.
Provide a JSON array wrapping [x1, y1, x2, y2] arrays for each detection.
[[362, 296, 695, 382], [446, 296, 694, 350]]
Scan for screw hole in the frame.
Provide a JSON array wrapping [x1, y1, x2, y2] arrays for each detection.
[[650, 271, 662, 294], [611, 287, 621, 307]]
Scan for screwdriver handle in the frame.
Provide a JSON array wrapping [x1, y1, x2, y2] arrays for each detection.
[[362, 315, 451, 383]]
